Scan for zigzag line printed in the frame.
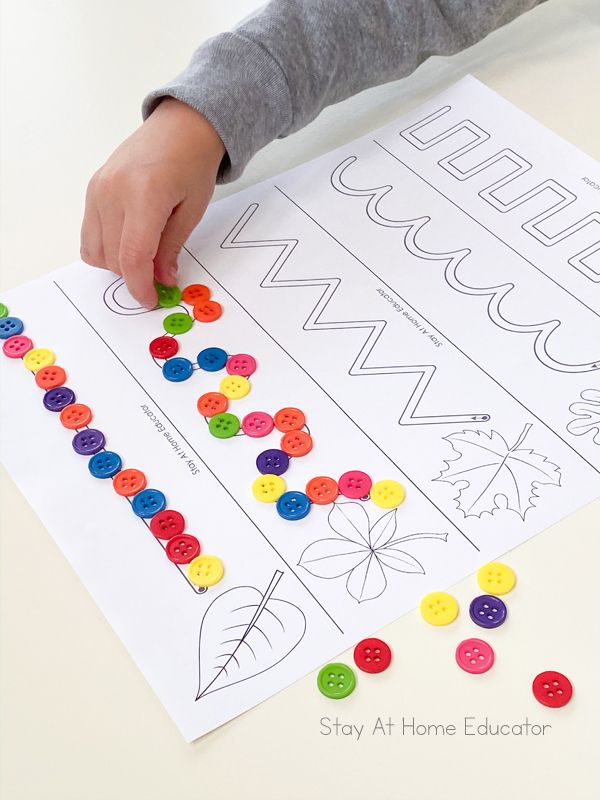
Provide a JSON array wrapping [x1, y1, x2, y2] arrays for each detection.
[[331, 156, 600, 375], [220, 203, 490, 426], [400, 106, 600, 283]]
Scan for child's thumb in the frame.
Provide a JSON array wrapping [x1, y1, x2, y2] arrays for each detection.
[[154, 200, 203, 285]]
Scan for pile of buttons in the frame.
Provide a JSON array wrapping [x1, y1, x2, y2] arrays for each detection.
[[1, 303, 224, 592]]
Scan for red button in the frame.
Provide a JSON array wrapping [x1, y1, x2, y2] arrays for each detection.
[[113, 468, 147, 497], [197, 392, 229, 417], [353, 637, 392, 673], [532, 671, 573, 708], [166, 534, 201, 564], [35, 365, 67, 390], [280, 430, 313, 457], [338, 470, 372, 499], [306, 476, 339, 505], [2, 335, 33, 358], [59, 403, 93, 430], [150, 509, 185, 539], [182, 284, 210, 304], [149, 335, 178, 359], [193, 299, 222, 323], [274, 407, 306, 432]]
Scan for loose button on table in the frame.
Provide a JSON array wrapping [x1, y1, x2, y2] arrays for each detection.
[[197, 392, 229, 417], [162, 357, 193, 382], [274, 407, 306, 432], [149, 335, 178, 359], [208, 412, 240, 439], [306, 476, 339, 505], [338, 470, 372, 499], [220, 375, 250, 400], [252, 474, 286, 502], [187, 555, 224, 587], [317, 663, 356, 699], [112, 468, 147, 497], [420, 591, 459, 626], [226, 353, 257, 377], [72, 428, 106, 455], [35, 365, 66, 390], [469, 594, 507, 629], [155, 282, 182, 308], [353, 637, 392, 673], [370, 479, 405, 508], [2, 335, 33, 358], [455, 638, 494, 674], [532, 671, 573, 708], [131, 488, 166, 518], [193, 299, 222, 323], [166, 534, 201, 564], [43, 386, 75, 412], [197, 347, 228, 372], [163, 312, 193, 335], [0, 317, 24, 339], [477, 562, 516, 595], [276, 491, 311, 521], [59, 403, 93, 429], [280, 430, 313, 457], [150, 509, 185, 539], [88, 451, 122, 478], [181, 284, 210, 304], [256, 448, 289, 476], [23, 347, 55, 372], [0, 302, 7, 318], [241, 411, 274, 438]]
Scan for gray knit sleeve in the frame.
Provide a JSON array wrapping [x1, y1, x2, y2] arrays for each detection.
[[142, 0, 544, 182]]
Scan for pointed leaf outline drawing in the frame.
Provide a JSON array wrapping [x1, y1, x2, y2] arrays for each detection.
[[297, 537, 370, 578], [346, 552, 387, 603], [327, 502, 370, 545], [567, 389, 600, 444], [196, 571, 306, 700], [368, 509, 397, 549], [434, 424, 561, 519]]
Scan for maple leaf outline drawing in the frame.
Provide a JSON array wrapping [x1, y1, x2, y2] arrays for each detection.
[[434, 423, 561, 520], [298, 502, 448, 603], [567, 389, 600, 445]]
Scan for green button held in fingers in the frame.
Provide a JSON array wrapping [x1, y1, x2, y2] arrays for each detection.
[[155, 281, 182, 308], [208, 412, 241, 439], [0, 302, 8, 319], [163, 311, 193, 335], [317, 662, 356, 699]]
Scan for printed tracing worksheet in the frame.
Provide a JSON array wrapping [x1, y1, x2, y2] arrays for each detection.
[[1, 77, 599, 741]]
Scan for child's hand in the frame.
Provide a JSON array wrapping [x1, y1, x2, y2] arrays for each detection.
[[80, 98, 225, 307]]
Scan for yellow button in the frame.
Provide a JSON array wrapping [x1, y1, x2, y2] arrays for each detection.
[[371, 479, 406, 508], [252, 474, 286, 502], [477, 562, 516, 595], [420, 591, 459, 626], [23, 347, 55, 372], [187, 555, 224, 588], [220, 375, 250, 400]]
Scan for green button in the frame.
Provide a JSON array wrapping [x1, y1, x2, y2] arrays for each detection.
[[155, 282, 182, 308], [163, 312, 193, 335], [208, 412, 240, 439], [317, 662, 356, 699], [0, 302, 8, 318]]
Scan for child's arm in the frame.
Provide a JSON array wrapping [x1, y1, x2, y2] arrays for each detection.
[[81, 0, 544, 305]]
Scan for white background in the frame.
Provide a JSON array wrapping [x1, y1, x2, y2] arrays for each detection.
[[1, 1, 599, 798]]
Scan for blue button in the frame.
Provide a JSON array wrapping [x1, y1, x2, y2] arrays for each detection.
[[469, 594, 507, 629], [163, 357, 193, 382], [43, 386, 76, 411], [88, 450, 122, 478], [256, 448, 290, 475], [276, 491, 311, 521], [132, 488, 166, 518], [72, 428, 106, 455], [197, 347, 228, 372], [0, 317, 24, 339]]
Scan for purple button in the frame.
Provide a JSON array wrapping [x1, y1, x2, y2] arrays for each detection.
[[256, 448, 290, 476], [43, 386, 75, 411], [469, 594, 507, 629], [72, 428, 106, 455]]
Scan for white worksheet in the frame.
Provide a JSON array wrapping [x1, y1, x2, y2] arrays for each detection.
[[1, 76, 599, 741]]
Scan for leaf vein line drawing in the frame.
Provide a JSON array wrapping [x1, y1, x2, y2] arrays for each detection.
[[567, 389, 600, 445], [331, 153, 600, 374], [220, 203, 490, 425]]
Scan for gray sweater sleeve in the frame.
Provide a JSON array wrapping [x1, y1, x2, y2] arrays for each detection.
[[142, 0, 544, 182]]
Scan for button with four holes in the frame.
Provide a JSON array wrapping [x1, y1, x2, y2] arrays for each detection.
[[276, 490, 311, 521], [532, 671, 573, 708], [469, 594, 507, 629], [162, 357, 193, 382], [208, 412, 240, 439], [131, 488, 166, 518], [155, 282, 182, 308], [2, 335, 33, 358], [220, 375, 250, 400], [256, 448, 289, 476], [455, 638, 494, 674], [163, 312, 193, 335], [252, 474, 286, 503], [197, 347, 228, 372], [197, 391, 229, 417], [371, 479, 405, 509], [23, 347, 55, 372], [35, 365, 66, 390], [149, 335, 178, 359], [166, 534, 200, 564], [242, 411, 274, 438], [226, 353, 257, 377], [280, 430, 313, 457], [150, 509, 185, 539], [274, 407, 305, 432], [477, 562, 516, 595], [338, 470, 372, 499], [187, 555, 224, 587], [182, 284, 210, 304], [0, 317, 24, 339], [420, 591, 459, 626], [112, 468, 147, 497], [72, 428, 106, 455], [88, 451, 122, 478], [353, 637, 392, 674], [317, 663, 356, 699], [59, 403, 93, 429], [306, 476, 339, 505], [193, 299, 222, 322], [43, 386, 76, 412]]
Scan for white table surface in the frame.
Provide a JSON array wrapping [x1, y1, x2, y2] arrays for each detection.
[[1, 1, 599, 798]]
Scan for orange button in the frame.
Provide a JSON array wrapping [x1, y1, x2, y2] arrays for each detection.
[[306, 475, 338, 505], [197, 391, 229, 417], [193, 299, 222, 323], [274, 407, 306, 432], [181, 284, 210, 304], [59, 403, 93, 429], [281, 430, 313, 457], [112, 468, 147, 497], [35, 365, 66, 390]]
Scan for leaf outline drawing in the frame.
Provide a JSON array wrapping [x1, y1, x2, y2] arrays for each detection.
[[434, 423, 561, 519], [567, 389, 600, 444], [196, 570, 306, 700], [298, 502, 448, 603]]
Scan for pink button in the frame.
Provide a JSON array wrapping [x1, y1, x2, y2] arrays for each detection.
[[226, 353, 257, 377], [241, 411, 274, 438], [455, 638, 494, 674], [338, 470, 372, 499], [2, 335, 34, 358]]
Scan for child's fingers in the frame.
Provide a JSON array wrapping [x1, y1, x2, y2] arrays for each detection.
[[99, 206, 125, 275], [80, 186, 106, 268], [119, 205, 169, 308], [153, 198, 204, 285]]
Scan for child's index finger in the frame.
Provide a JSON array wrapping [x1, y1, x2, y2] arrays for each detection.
[[119, 206, 170, 308]]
